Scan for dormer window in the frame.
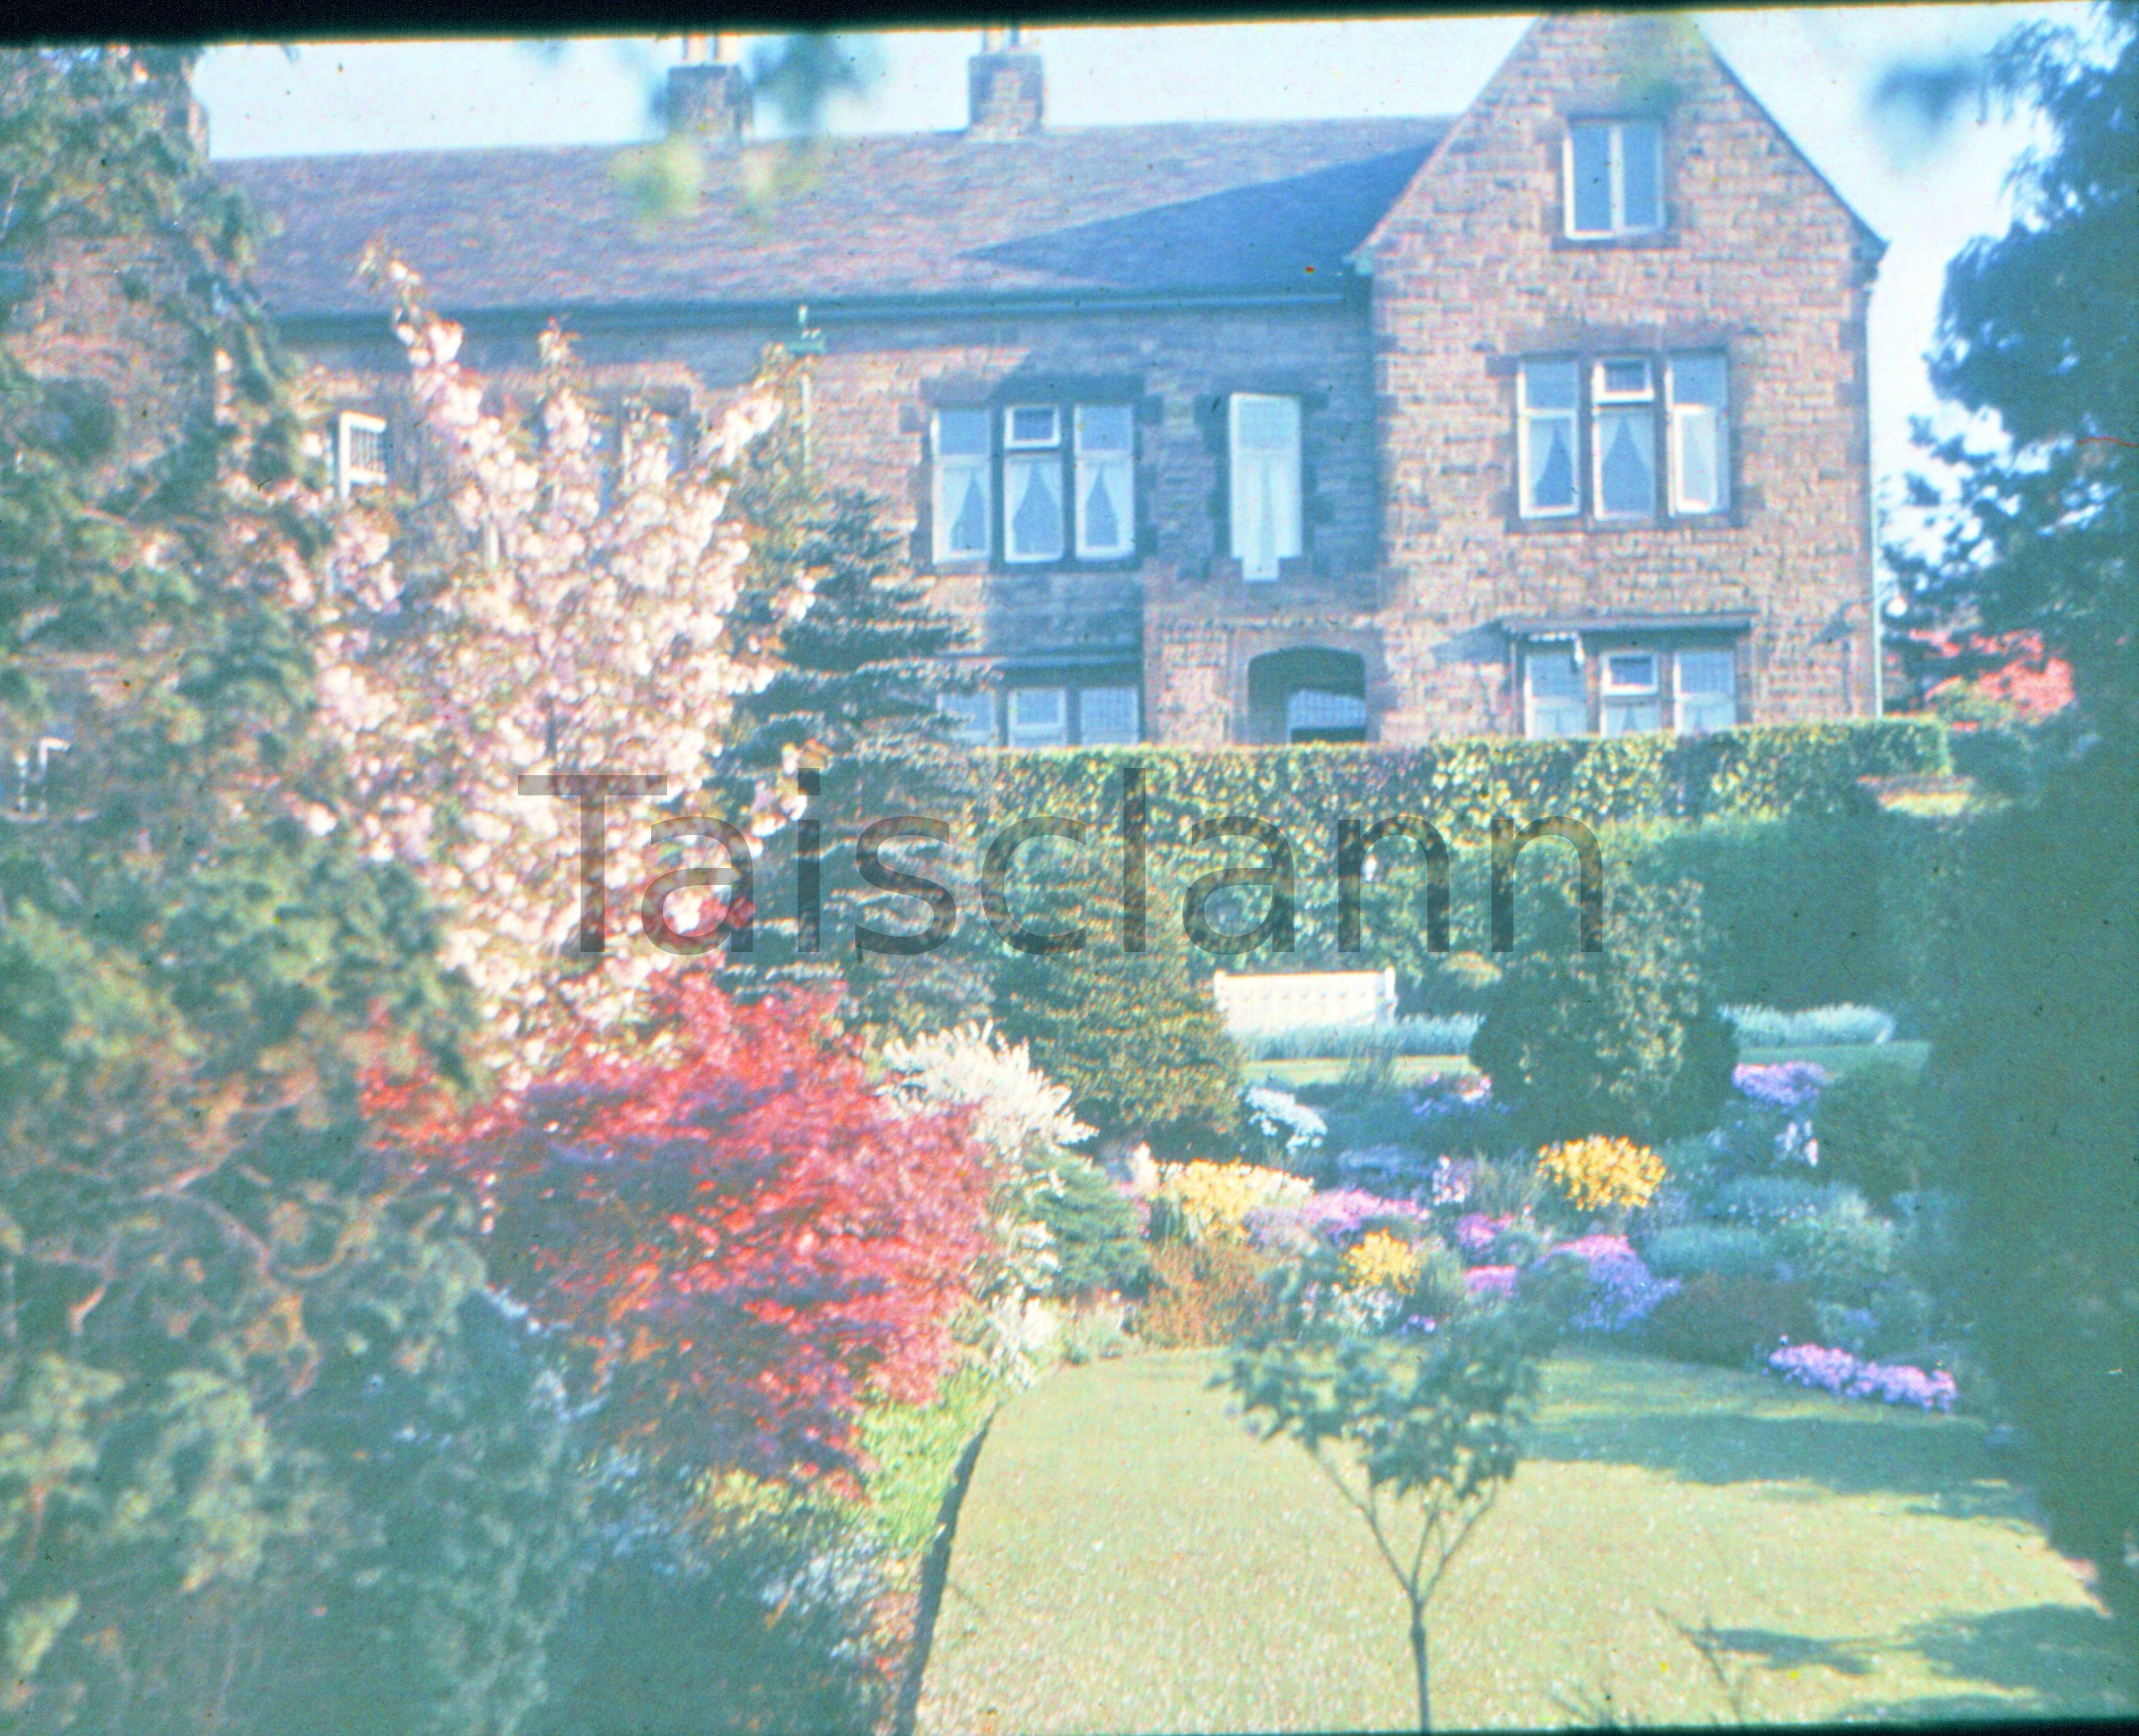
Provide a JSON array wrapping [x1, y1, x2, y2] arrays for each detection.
[[1566, 119, 1662, 238]]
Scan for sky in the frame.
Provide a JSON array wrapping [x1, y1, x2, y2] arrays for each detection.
[[192, 6, 2091, 512]]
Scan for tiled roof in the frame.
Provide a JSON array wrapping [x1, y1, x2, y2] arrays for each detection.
[[219, 117, 1451, 319]]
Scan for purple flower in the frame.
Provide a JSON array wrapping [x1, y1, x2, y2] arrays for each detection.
[[1733, 1062, 1830, 1112], [1767, 1342, 1957, 1413], [1549, 1234, 1682, 1333], [1466, 1264, 1519, 1299]]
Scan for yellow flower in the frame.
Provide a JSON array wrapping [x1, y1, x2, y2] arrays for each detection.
[[1537, 1137, 1668, 1212], [1153, 1161, 1311, 1242], [1341, 1229, 1423, 1295]]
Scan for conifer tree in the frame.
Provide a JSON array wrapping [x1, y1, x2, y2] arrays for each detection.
[[713, 410, 990, 1040]]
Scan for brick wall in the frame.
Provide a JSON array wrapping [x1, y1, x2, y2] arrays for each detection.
[[1361, 12, 1881, 740]]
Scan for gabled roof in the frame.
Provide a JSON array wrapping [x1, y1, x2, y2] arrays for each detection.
[[221, 117, 1452, 323]]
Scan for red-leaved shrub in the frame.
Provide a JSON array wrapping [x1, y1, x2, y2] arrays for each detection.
[[369, 977, 990, 1484]]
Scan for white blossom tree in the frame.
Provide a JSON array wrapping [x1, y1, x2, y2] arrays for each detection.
[[306, 250, 815, 1075]]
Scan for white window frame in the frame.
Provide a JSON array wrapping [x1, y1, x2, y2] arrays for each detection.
[[1006, 685, 1069, 749], [1599, 650, 1665, 736], [931, 409, 993, 565], [335, 411, 389, 499], [1073, 404, 1136, 561], [1003, 406, 1067, 565], [1522, 643, 1588, 738], [1076, 683, 1142, 746], [1517, 360, 1581, 520], [1564, 119, 1664, 239], [1672, 648, 1739, 735], [1591, 357, 1658, 522], [1666, 354, 1731, 516], [1228, 392, 1303, 582]]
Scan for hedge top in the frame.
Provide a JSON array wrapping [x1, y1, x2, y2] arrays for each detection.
[[970, 720, 1949, 845]]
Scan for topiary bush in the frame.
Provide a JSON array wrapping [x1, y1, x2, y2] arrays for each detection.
[[990, 839, 1242, 1155], [1813, 1060, 1934, 1200], [1469, 871, 1738, 1147]]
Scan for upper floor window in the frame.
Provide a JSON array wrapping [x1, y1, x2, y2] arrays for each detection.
[[1228, 392, 1303, 581], [335, 411, 389, 499], [1593, 357, 1658, 520], [1566, 119, 1662, 238], [1516, 352, 1729, 524], [932, 409, 992, 564], [930, 402, 1137, 569]]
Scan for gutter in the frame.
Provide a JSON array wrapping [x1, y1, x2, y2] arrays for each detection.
[[272, 280, 1367, 347]]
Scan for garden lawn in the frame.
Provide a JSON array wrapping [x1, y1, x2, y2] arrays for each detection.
[[1246, 1041, 1927, 1091], [915, 1346, 2128, 1733]]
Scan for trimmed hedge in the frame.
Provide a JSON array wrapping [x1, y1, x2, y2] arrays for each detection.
[[972, 720, 1949, 845]]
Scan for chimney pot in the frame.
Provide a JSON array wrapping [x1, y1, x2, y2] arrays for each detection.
[[967, 28, 1042, 140]]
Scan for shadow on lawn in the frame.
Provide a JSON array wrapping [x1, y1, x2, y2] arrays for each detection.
[[1706, 1604, 2132, 1717], [1524, 1379, 2020, 1513]]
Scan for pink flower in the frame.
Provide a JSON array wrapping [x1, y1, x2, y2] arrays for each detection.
[[1466, 1264, 1519, 1299]]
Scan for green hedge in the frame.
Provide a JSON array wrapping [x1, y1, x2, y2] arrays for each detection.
[[973, 720, 1949, 845]]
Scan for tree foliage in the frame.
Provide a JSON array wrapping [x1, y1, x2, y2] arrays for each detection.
[[1887, 4, 2138, 736], [1224, 1267, 1566, 1730], [713, 412, 987, 1040], [0, 47, 569, 1732], [315, 254, 809, 1077], [373, 975, 993, 1487], [1470, 872, 1737, 1149]]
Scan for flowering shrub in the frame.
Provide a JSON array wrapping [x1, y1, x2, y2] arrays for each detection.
[[1245, 1188, 1430, 1254], [1547, 1235, 1683, 1333], [1244, 1085, 1328, 1166], [1465, 1265, 1520, 1300], [1538, 1137, 1669, 1214], [1453, 1212, 1507, 1258], [1341, 1230, 1425, 1296], [317, 254, 806, 1078], [879, 1021, 1095, 1161], [1767, 1343, 1957, 1413], [1730, 1062, 1829, 1168], [1152, 1161, 1311, 1244], [1138, 1241, 1279, 1348], [1429, 1156, 1474, 1207], [370, 978, 990, 1484]]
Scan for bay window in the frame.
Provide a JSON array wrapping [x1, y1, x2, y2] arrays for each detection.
[[1599, 651, 1665, 735], [1522, 645, 1587, 737], [1674, 648, 1738, 733]]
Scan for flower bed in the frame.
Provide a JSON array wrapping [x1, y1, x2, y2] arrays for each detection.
[[1767, 1342, 1958, 1413]]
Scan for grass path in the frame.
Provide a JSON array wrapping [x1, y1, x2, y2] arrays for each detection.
[[915, 1346, 2128, 1733]]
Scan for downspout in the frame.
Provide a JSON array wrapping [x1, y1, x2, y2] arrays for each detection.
[[1860, 238, 1887, 717]]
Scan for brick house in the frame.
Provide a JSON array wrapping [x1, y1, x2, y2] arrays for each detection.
[[222, 13, 1884, 749]]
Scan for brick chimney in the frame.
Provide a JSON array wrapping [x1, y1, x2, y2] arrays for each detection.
[[668, 33, 753, 144], [967, 25, 1042, 140]]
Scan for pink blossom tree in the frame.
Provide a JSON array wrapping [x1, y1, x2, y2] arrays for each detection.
[[306, 251, 816, 1074]]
